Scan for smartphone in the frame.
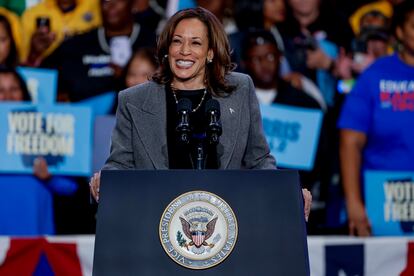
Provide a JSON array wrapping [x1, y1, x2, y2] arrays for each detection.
[[36, 17, 50, 30]]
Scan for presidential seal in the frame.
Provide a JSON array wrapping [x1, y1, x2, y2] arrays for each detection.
[[159, 191, 238, 270]]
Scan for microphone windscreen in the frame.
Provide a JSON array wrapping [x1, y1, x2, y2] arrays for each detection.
[[205, 99, 220, 117], [177, 98, 192, 112]]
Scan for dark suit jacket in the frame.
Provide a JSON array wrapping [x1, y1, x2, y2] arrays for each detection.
[[103, 72, 276, 170]]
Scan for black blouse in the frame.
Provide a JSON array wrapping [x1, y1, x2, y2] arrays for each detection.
[[166, 87, 219, 169]]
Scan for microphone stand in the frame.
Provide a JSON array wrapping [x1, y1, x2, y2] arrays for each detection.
[[192, 133, 206, 170], [196, 144, 204, 170]]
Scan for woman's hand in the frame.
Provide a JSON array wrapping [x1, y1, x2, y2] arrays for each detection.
[[302, 188, 312, 222], [90, 171, 101, 202], [347, 199, 371, 236], [33, 157, 51, 181]]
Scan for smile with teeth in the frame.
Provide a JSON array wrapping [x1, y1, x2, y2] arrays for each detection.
[[176, 60, 195, 68]]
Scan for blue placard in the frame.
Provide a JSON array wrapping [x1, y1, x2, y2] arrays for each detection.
[[76, 91, 116, 118], [93, 115, 116, 172], [260, 104, 323, 170], [0, 103, 92, 176], [16, 66, 58, 105], [365, 170, 414, 236]]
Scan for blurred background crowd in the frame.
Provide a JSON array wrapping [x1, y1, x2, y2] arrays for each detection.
[[0, 0, 413, 237]]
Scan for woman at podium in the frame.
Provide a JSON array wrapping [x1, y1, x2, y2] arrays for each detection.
[[90, 7, 311, 220]]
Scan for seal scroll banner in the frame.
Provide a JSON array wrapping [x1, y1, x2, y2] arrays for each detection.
[[159, 191, 238, 270]]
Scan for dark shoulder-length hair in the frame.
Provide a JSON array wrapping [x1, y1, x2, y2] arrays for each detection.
[[391, 1, 414, 41], [0, 15, 18, 68], [152, 7, 236, 96], [0, 66, 31, 101]]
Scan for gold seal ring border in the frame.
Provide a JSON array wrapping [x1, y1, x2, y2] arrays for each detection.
[[158, 190, 238, 270]]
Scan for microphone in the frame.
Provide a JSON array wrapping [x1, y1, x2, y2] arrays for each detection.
[[176, 98, 192, 144], [205, 99, 222, 145]]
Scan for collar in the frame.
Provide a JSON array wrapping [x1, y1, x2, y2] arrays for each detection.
[[255, 88, 277, 105]]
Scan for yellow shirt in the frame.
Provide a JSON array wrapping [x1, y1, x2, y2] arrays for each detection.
[[0, 7, 23, 61], [349, 1, 393, 35], [21, 0, 102, 61]]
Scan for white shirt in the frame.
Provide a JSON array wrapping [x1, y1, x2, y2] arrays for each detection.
[[255, 88, 277, 105]]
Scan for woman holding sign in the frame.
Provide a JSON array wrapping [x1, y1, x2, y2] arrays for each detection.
[[89, 7, 312, 220], [0, 67, 78, 235], [338, 1, 414, 236]]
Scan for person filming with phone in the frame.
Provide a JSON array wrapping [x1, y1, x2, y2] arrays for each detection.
[[21, 0, 102, 66]]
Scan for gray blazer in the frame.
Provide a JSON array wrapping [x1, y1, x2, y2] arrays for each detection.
[[103, 72, 276, 170]]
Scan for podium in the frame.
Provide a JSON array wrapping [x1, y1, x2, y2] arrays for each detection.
[[93, 170, 309, 275]]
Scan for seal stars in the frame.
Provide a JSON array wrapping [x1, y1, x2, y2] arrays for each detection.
[[159, 191, 238, 270]]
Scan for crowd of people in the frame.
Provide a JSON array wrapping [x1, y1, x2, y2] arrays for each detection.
[[0, 0, 413, 236]]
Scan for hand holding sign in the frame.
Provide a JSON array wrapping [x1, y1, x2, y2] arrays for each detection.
[[33, 156, 51, 181]]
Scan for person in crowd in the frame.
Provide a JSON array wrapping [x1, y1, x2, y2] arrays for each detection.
[[242, 29, 323, 109], [0, 15, 19, 67], [349, 0, 393, 36], [263, 0, 287, 52], [229, 0, 291, 72], [196, 0, 237, 35], [124, 47, 158, 88], [133, 0, 164, 34], [89, 7, 311, 220], [230, 0, 323, 106], [0, 67, 78, 235], [0, 8, 23, 62], [336, 25, 391, 83], [21, 0, 102, 66], [336, 6, 392, 82], [338, 1, 414, 236], [283, 0, 354, 107], [279, 0, 355, 233], [41, 0, 156, 103], [0, 67, 30, 100]]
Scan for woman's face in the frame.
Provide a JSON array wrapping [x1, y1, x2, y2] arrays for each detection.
[[125, 55, 156, 87], [0, 23, 11, 65], [397, 11, 414, 56], [0, 73, 24, 101], [288, 0, 319, 16], [264, 0, 286, 24], [168, 18, 213, 88]]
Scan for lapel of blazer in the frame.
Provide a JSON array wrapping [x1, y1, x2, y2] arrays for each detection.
[[215, 92, 242, 169], [126, 84, 168, 169]]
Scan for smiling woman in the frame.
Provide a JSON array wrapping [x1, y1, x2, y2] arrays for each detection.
[[167, 18, 213, 88], [153, 7, 235, 96], [89, 7, 311, 221]]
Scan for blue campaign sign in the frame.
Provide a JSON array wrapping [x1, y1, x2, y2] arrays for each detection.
[[0, 103, 92, 176], [93, 115, 116, 173], [76, 92, 117, 118], [365, 170, 414, 236], [17, 67, 58, 104], [260, 104, 323, 170]]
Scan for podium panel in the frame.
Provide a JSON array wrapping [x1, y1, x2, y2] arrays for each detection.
[[93, 170, 309, 275]]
